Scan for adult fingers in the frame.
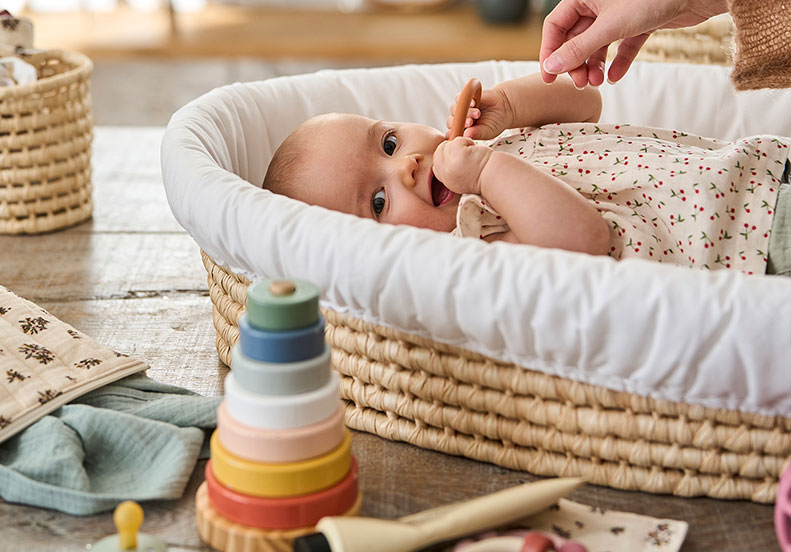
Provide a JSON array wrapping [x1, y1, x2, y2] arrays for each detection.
[[540, 0, 589, 83], [543, 16, 625, 78], [606, 33, 650, 83], [586, 44, 608, 87], [568, 64, 589, 89], [561, 15, 595, 89]]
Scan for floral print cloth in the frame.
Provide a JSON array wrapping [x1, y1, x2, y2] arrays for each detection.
[[455, 498, 688, 551], [525, 498, 687, 551], [453, 123, 791, 274], [0, 285, 148, 444]]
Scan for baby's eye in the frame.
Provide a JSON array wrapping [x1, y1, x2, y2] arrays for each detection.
[[383, 133, 397, 156], [372, 189, 386, 216]]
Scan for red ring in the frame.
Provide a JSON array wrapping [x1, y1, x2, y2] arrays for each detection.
[[205, 458, 359, 530]]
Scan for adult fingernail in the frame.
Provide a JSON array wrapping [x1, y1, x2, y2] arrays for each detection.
[[543, 55, 562, 74]]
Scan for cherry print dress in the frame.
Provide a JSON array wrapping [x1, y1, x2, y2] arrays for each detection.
[[452, 123, 790, 274]]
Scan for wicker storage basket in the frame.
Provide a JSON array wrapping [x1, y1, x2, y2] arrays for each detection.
[[0, 49, 93, 234], [197, 15, 790, 504]]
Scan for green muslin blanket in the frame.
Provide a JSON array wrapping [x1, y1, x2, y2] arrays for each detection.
[[0, 285, 220, 515]]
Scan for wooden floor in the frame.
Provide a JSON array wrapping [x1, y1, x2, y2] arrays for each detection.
[[21, 2, 543, 63], [0, 127, 779, 551]]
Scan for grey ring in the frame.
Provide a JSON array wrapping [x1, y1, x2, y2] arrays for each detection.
[[231, 343, 331, 396]]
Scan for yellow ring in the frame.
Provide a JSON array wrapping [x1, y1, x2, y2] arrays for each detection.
[[210, 429, 352, 498]]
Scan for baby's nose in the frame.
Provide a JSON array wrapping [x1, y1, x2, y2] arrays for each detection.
[[399, 153, 423, 188]]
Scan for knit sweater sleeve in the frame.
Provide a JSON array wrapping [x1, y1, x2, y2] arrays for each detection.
[[727, 0, 791, 90]]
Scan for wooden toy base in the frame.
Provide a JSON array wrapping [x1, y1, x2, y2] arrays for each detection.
[[196, 482, 362, 552]]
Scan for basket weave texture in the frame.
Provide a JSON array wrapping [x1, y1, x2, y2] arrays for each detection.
[[0, 49, 94, 234], [202, 252, 791, 503]]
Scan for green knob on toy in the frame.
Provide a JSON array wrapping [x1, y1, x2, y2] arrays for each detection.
[[246, 279, 320, 331]]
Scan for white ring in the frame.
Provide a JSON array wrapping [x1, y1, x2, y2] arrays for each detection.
[[224, 371, 341, 430]]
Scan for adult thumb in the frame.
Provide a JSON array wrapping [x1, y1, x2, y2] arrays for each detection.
[[543, 19, 619, 74]]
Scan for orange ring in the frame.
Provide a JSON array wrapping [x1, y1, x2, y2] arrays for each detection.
[[205, 459, 359, 530]]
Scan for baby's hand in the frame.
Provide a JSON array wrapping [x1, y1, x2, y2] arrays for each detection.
[[433, 137, 493, 196], [445, 86, 513, 141]]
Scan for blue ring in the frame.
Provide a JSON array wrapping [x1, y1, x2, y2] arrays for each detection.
[[239, 313, 325, 363]]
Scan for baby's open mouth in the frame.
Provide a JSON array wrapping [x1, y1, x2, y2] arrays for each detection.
[[431, 173, 454, 207]]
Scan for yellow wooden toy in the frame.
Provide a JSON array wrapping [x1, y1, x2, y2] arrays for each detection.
[[92, 501, 167, 552]]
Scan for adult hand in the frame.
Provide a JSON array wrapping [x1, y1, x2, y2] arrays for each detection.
[[539, 0, 728, 88]]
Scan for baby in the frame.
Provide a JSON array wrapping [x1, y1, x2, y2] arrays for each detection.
[[264, 73, 790, 276]]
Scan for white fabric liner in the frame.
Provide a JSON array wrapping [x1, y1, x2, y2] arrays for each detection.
[[161, 60, 791, 418]]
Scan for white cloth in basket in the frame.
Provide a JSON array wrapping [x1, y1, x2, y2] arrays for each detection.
[[161, 60, 791, 418]]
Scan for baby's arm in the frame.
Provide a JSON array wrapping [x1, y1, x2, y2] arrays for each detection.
[[434, 138, 611, 255], [496, 72, 602, 128], [480, 151, 611, 254]]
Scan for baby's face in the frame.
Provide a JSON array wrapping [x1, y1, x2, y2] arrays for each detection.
[[292, 113, 460, 232]]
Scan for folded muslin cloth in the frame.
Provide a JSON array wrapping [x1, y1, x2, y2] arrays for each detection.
[[0, 373, 220, 515], [0, 284, 220, 514]]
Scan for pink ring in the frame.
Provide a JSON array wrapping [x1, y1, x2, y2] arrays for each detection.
[[205, 459, 359, 530], [217, 401, 346, 463]]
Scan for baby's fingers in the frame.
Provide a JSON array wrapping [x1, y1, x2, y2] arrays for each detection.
[[445, 109, 480, 132]]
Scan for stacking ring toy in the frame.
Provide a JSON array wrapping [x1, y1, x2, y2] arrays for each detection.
[[205, 459, 359, 530], [224, 370, 340, 430], [449, 78, 482, 139], [210, 430, 353, 498], [217, 401, 346, 463]]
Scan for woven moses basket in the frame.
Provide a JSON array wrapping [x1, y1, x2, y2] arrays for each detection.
[[200, 16, 791, 504], [0, 49, 93, 234]]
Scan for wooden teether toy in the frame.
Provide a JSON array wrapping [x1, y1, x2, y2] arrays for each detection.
[[449, 78, 482, 139]]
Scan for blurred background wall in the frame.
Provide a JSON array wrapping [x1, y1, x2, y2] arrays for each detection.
[[11, 0, 552, 125]]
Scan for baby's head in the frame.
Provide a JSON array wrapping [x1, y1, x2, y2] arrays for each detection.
[[264, 113, 460, 232]]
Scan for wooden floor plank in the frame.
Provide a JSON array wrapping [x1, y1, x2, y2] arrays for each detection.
[[0, 428, 776, 551], [89, 127, 185, 233], [0, 233, 206, 303]]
